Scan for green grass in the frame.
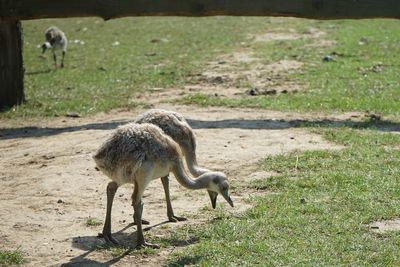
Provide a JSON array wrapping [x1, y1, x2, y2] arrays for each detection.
[[0, 249, 25, 266], [182, 19, 400, 115], [3, 16, 256, 118], [168, 129, 400, 266], [95, 243, 156, 257], [2, 18, 399, 118], [85, 217, 102, 227]]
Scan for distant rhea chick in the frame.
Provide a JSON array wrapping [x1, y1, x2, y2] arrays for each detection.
[[42, 26, 68, 68]]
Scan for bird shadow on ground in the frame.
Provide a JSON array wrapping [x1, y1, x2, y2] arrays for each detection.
[[60, 221, 198, 266], [165, 255, 203, 267], [25, 69, 53, 75], [61, 223, 137, 266], [0, 117, 399, 140]]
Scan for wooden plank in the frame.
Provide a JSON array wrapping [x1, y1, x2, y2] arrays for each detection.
[[0, 20, 25, 109], [1, 0, 399, 21]]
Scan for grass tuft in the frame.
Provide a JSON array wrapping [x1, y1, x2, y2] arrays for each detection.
[[95, 243, 157, 257], [85, 217, 102, 227], [0, 249, 25, 265]]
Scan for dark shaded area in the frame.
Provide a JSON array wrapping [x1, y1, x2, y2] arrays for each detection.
[[61, 223, 136, 266], [166, 255, 203, 267], [0, 119, 130, 140], [166, 235, 199, 247], [0, 20, 25, 108], [186, 117, 400, 132], [2, 0, 400, 20], [25, 69, 52, 75], [1, 117, 399, 140]]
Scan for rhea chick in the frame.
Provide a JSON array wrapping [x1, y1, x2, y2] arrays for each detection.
[[93, 123, 234, 248], [41, 26, 68, 68], [135, 109, 212, 224]]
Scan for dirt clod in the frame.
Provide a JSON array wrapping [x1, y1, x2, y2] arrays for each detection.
[[65, 113, 81, 118], [323, 55, 334, 62], [245, 88, 277, 96]]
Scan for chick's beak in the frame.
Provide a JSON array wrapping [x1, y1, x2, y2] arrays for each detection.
[[223, 194, 234, 208], [41, 44, 47, 54], [208, 190, 218, 209]]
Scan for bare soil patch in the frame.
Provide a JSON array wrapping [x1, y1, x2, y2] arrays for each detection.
[[188, 56, 305, 97], [0, 104, 346, 266], [369, 219, 400, 233], [249, 27, 327, 42], [142, 56, 305, 103], [142, 27, 336, 104]]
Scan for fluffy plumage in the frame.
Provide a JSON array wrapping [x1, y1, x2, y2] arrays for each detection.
[[41, 26, 68, 68], [134, 109, 211, 223], [93, 122, 233, 248]]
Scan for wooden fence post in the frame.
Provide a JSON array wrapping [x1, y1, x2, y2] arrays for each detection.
[[0, 20, 25, 109]]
